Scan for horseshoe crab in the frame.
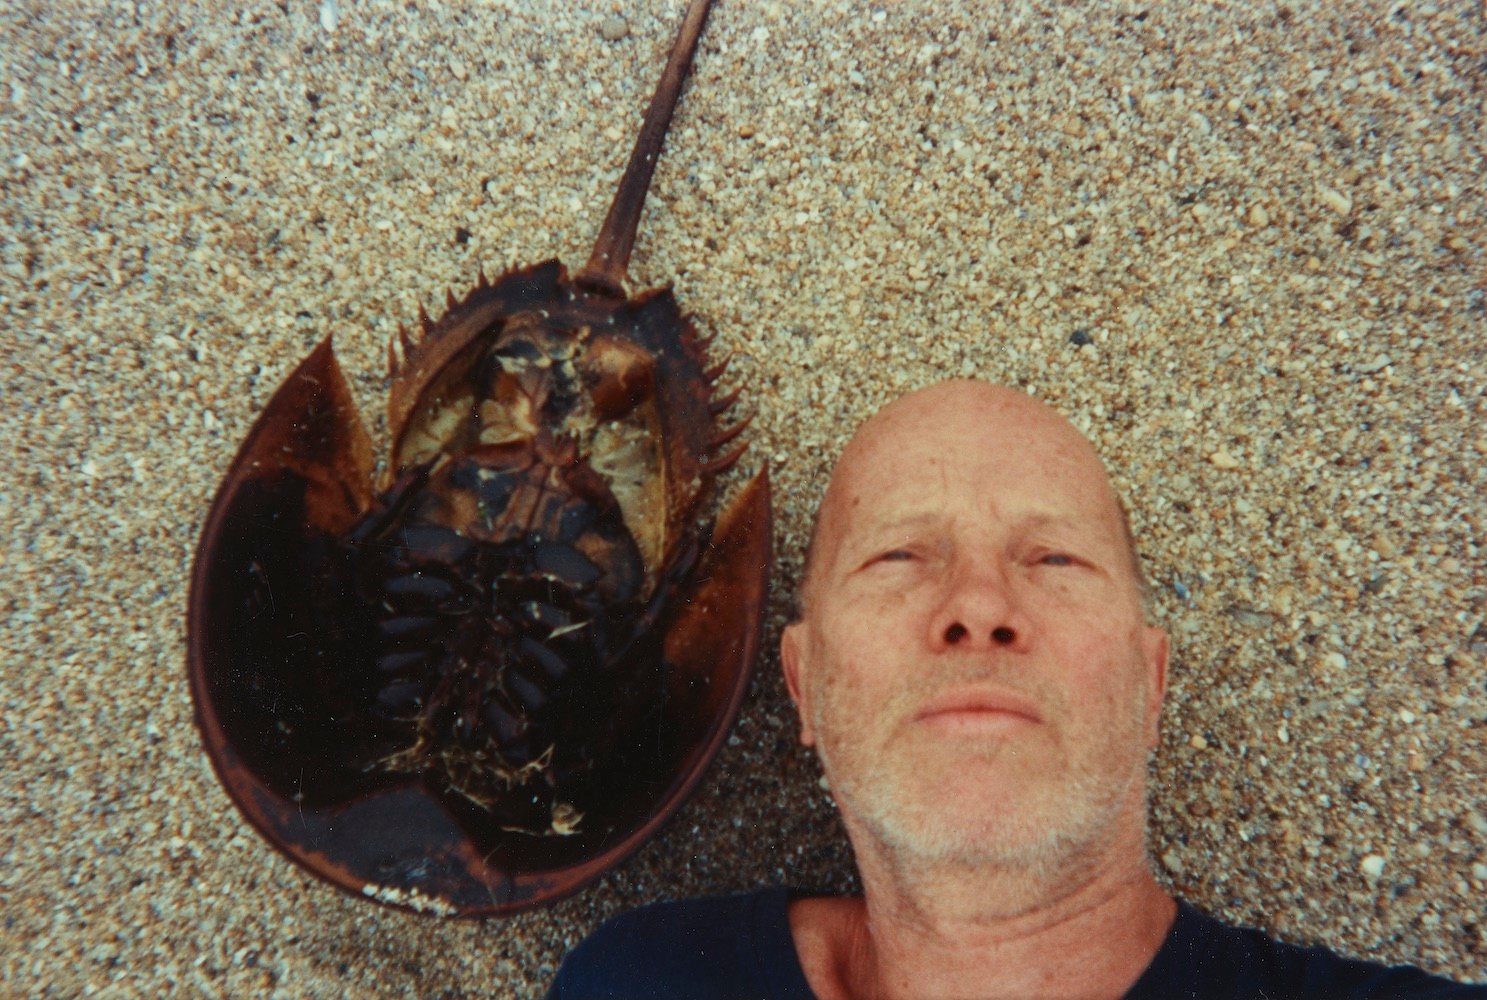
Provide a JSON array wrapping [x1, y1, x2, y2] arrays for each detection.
[[187, 0, 770, 917]]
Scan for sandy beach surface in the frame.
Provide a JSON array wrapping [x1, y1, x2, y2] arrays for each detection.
[[3, 0, 1483, 995]]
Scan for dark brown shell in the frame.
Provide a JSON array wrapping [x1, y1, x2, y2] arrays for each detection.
[[186, 0, 770, 917]]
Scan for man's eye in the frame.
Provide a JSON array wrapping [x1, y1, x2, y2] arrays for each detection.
[[877, 549, 916, 563], [1038, 553, 1075, 567]]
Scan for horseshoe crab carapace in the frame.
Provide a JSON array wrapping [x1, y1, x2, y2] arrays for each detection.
[[187, 0, 770, 917]]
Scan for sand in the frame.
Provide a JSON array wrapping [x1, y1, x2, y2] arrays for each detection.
[[2, 0, 1483, 994]]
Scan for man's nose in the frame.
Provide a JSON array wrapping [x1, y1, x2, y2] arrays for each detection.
[[927, 561, 1032, 653]]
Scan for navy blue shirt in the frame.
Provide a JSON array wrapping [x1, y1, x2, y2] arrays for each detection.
[[550, 887, 1486, 999]]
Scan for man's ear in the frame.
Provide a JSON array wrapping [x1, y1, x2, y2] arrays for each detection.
[[780, 622, 816, 747], [1143, 625, 1169, 748]]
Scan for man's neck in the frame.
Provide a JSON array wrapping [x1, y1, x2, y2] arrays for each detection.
[[790, 825, 1176, 1000]]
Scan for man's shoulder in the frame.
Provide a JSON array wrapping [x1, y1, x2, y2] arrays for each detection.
[[1134, 899, 1487, 999], [547, 886, 814, 1000]]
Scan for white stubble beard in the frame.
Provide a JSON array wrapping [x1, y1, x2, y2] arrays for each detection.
[[810, 667, 1154, 890]]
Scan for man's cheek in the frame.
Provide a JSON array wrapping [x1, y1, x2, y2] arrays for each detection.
[[809, 666, 858, 737], [815, 653, 874, 704]]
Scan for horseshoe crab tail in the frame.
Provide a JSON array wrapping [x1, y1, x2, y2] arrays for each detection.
[[576, 0, 716, 297]]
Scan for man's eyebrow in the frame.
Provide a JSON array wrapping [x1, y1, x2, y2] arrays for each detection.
[[853, 510, 1095, 543], [1017, 513, 1086, 534], [1019, 512, 1131, 551], [847, 510, 944, 542]]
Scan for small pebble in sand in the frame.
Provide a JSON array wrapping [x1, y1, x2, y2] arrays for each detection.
[[1361, 854, 1387, 879], [1318, 185, 1352, 215], [1189, 734, 1208, 750], [1245, 203, 1270, 227], [1208, 449, 1241, 470], [601, 16, 629, 42], [319, 0, 338, 33]]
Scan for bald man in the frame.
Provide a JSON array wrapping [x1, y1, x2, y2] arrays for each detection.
[[551, 381, 1485, 1000]]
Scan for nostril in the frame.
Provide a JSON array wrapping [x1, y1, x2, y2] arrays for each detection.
[[992, 626, 1016, 645], [944, 623, 968, 644]]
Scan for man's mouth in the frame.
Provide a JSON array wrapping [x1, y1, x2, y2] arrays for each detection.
[[914, 688, 1043, 730]]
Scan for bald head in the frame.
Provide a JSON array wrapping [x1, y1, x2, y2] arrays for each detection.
[[797, 380, 1144, 617]]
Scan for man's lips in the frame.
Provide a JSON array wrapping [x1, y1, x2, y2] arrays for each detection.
[[914, 688, 1043, 725]]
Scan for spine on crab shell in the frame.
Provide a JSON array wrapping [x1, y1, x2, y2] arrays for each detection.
[[708, 385, 742, 417], [700, 440, 749, 476], [708, 413, 752, 450], [575, 0, 717, 296], [702, 355, 731, 383]]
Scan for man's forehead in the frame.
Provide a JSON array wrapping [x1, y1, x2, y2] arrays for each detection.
[[813, 381, 1124, 549], [832, 381, 1108, 489], [825, 472, 1115, 548]]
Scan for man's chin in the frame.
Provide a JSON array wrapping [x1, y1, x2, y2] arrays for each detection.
[[842, 768, 1131, 874], [872, 802, 1085, 869], [895, 727, 1064, 795]]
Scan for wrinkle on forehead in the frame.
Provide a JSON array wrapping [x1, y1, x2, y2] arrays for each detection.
[[797, 380, 1143, 614]]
